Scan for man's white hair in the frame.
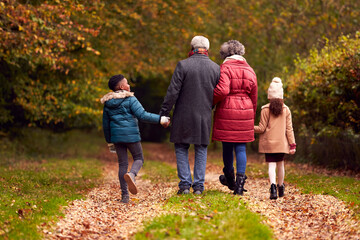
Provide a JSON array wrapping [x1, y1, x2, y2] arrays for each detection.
[[190, 36, 210, 50]]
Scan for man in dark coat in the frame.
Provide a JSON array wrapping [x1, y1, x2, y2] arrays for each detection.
[[160, 36, 220, 194]]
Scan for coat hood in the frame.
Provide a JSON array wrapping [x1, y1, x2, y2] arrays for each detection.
[[101, 90, 134, 108], [101, 90, 134, 104], [221, 59, 256, 76], [223, 54, 246, 63]]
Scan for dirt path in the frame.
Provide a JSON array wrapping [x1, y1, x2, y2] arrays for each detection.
[[46, 143, 360, 240], [240, 179, 359, 239], [45, 160, 175, 239]]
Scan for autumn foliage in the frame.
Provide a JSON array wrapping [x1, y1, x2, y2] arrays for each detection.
[[0, 0, 106, 128], [286, 33, 360, 169], [0, 0, 359, 136]]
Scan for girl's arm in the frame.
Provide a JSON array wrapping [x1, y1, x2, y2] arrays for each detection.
[[285, 107, 296, 153], [254, 108, 269, 133]]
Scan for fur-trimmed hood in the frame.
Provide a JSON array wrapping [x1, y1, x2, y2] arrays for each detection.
[[100, 90, 134, 104]]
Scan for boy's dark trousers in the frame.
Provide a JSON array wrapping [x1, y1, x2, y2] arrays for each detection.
[[114, 142, 144, 195]]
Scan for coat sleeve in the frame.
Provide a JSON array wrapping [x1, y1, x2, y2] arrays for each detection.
[[254, 108, 269, 134], [159, 62, 184, 116], [130, 97, 161, 124], [249, 76, 258, 119], [102, 107, 111, 143], [285, 107, 296, 145], [213, 66, 230, 105]]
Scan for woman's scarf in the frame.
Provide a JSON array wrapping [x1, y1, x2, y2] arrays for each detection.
[[188, 48, 209, 57], [223, 54, 246, 63]]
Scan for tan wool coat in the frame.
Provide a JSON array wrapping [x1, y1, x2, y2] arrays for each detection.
[[254, 103, 296, 153]]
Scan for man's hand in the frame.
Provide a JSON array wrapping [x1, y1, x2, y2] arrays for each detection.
[[162, 120, 170, 128], [160, 116, 171, 128]]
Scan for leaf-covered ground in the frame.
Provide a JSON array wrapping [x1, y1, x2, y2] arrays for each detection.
[[45, 143, 360, 239]]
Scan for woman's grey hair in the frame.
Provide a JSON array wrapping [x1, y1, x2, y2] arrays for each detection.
[[219, 40, 245, 59]]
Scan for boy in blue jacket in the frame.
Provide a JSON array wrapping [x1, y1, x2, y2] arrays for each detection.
[[101, 74, 170, 203]]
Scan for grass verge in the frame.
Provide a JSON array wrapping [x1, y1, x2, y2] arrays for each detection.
[[134, 191, 273, 240], [0, 128, 105, 239], [142, 160, 178, 183], [0, 128, 104, 166], [0, 158, 103, 239], [140, 157, 273, 240]]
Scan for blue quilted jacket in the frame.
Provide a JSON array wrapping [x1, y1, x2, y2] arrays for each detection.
[[101, 90, 160, 143]]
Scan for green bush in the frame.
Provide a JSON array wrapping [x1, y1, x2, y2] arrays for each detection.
[[286, 32, 360, 170], [295, 131, 360, 170], [0, 128, 104, 166]]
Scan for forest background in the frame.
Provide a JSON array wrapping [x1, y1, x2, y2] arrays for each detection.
[[1, 0, 359, 170]]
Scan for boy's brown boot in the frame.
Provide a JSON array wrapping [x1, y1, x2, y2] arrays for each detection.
[[124, 172, 138, 195]]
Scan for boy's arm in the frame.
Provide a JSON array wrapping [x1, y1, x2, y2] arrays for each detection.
[[159, 62, 184, 116], [130, 97, 161, 124], [254, 108, 268, 133], [102, 107, 111, 143]]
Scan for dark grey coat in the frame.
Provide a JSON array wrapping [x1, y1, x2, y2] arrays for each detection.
[[160, 54, 220, 145]]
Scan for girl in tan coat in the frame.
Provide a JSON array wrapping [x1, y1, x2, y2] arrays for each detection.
[[254, 77, 296, 200]]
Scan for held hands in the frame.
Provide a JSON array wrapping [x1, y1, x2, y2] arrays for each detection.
[[160, 116, 171, 128]]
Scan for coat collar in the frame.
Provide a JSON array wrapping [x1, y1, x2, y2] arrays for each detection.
[[223, 55, 246, 63], [261, 103, 288, 109]]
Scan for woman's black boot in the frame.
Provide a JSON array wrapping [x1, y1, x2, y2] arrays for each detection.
[[270, 184, 278, 200], [219, 169, 236, 190], [233, 173, 247, 195]]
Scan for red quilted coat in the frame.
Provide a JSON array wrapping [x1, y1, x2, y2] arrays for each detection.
[[212, 59, 258, 142]]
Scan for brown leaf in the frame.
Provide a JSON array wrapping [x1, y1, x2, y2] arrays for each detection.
[[17, 209, 24, 218]]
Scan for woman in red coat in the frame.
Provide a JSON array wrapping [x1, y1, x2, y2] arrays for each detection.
[[213, 40, 258, 195]]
